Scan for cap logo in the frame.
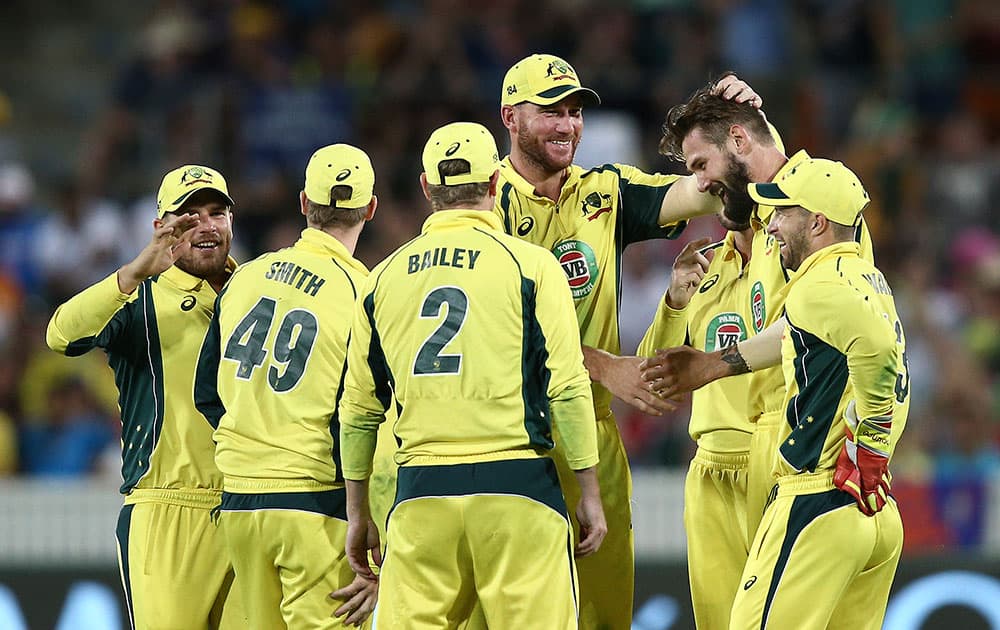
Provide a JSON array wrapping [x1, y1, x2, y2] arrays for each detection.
[[445, 142, 461, 157], [180, 166, 212, 187], [336, 168, 352, 182], [546, 60, 574, 81], [506, 85, 518, 96]]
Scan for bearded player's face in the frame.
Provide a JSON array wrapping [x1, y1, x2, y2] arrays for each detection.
[[682, 127, 754, 231], [160, 191, 233, 280], [511, 95, 585, 174]]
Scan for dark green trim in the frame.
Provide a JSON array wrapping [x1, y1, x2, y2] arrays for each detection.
[[474, 228, 553, 449], [499, 181, 514, 235], [194, 289, 227, 429], [328, 258, 360, 483], [618, 172, 684, 245], [520, 276, 555, 449], [116, 504, 136, 628], [752, 182, 789, 200], [116, 281, 166, 494], [760, 489, 856, 629], [394, 458, 566, 515], [363, 292, 395, 411], [780, 318, 849, 472], [220, 489, 347, 520]]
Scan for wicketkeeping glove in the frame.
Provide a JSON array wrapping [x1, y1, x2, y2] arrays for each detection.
[[833, 400, 892, 516]]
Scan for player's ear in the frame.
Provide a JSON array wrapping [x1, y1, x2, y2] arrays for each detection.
[[299, 191, 309, 217], [500, 104, 517, 130], [730, 124, 749, 153], [487, 170, 500, 198], [365, 195, 378, 221], [419, 173, 432, 201]]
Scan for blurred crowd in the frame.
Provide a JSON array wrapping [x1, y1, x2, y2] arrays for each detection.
[[0, 0, 998, 547]]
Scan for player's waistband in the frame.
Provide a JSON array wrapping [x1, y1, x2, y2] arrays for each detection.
[[692, 446, 750, 471], [695, 428, 753, 453], [222, 476, 340, 493], [123, 488, 222, 509], [775, 470, 836, 497], [394, 457, 566, 516], [220, 488, 347, 520]]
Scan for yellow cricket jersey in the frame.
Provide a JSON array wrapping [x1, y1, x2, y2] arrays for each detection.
[[637, 233, 755, 451], [46, 261, 236, 498], [339, 210, 598, 478], [746, 150, 875, 419], [195, 228, 368, 497], [775, 242, 910, 477], [494, 158, 685, 415]]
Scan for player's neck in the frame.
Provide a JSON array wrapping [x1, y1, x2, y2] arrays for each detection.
[[754, 148, 790, 184], [314, 224, 362, 255], [508, 149, 568, 202], [733, 227, 754, 264]]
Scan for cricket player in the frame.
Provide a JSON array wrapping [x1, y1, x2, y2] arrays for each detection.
[[194, 145, 379, 629], [727, 158, 908, 629], [636, 218, 756, 630], [339, 122, 606, 629], [648, 81, 876, 540], [46, 165, 245, 629], [494, 53, 762, 628]]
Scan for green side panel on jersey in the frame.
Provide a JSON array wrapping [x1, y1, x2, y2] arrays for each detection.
[[520, 276, 555, 450], [115, 281, 166, 495], [194, 289, 228, 429], [760, 489, 856, 628], [363, 292, 395, 411], [498, 181, 514, 235], [780, 320, 849, 472]]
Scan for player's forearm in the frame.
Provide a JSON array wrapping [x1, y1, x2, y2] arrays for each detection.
[[658, 175, 721, 226], [847, 338, 899, 421], [345, 479, 372, 522], [46, 273, 130, 353], [735, 317, 784, 371], [573, 466, 601, 502], [339, 416, 380, 479], [550, 381, 599, 469], [637, 299, 687, 358]]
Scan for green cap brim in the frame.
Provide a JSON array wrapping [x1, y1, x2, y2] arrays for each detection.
[[526, 85, 601, 107]]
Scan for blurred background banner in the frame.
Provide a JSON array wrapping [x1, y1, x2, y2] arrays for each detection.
[[0, 0, 998, 627]]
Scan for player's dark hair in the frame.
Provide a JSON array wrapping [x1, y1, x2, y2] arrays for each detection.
[[426, 159, 490, 210], [307, 185, 368, 228], [660, 74, 773, 162]]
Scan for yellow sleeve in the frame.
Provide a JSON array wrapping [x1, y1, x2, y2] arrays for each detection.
[[534, 254, 598, 470], [338, 275, 389, 480], [637, 296, 687, 357], [46, 273, 134, 354], [786, 280, 898, 421]]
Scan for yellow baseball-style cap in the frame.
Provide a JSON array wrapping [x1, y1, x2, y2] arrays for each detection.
[[422, 122, 500, 186], [748, 158, 870, 226], [156, 165, 235, 218], [304, 144, 375, 208], [501, 53, 601, 107]]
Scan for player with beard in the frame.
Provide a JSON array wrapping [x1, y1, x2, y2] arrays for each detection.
[[636, 195, 757, 628], [47, 165, 245, 629], [643, 80, 877, 576], [494, 54, 762, 628]]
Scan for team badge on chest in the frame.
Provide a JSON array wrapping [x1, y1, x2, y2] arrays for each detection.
[[553, 240, 599, 299], [706, 313, 748, 352], [750, 281, 766, 332]]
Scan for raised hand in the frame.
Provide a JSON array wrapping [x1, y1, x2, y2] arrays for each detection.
[[713, 74, 763, 109], [666, 237, 713, 309], [117, 213, 200, 293]]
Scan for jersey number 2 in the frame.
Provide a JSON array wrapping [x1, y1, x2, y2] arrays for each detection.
[[223, 297, 318, 392], [413, 287, 468, 375]]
